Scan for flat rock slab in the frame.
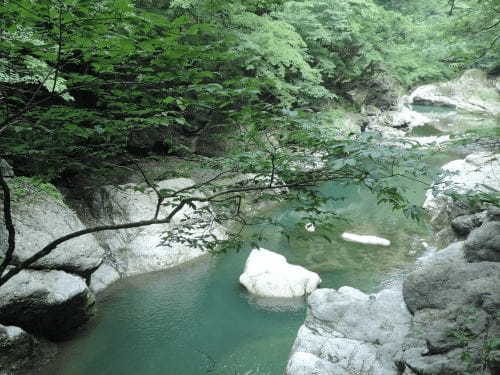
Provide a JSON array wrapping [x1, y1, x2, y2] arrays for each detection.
[[239, 248, 321, 298]]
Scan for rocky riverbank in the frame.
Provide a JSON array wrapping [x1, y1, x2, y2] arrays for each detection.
[[0, 168, 224, 374], [285, 153, 500, 375]]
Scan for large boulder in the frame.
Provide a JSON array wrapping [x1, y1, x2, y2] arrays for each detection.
[[239, 248, 321, 298], [0, 324, 56, 375], [423, 153, 500, 246], [0, 269, 95, 341], [410, 69, 500, 116], [1, 193, 104, 277], [464, 218, 500, 263], [88, 178, 225, 276], [286, 287, 412, 375], [403, 242, 500, 375]]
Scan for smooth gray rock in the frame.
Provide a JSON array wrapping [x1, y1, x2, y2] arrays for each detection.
[[89, 263, 121, 294], [0, 270, 95, 341], [286, 287, 412, 375], [464, 221, 500, 262], [88, 178, 225, 276], [1, 196, 104, 276], [0, 324, 56, 375]]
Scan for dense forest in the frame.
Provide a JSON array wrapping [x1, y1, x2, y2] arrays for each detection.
[[1, 1, 500, 375], [1, 0, 498, 179]]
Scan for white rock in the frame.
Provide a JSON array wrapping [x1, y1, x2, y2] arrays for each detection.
[[391, 106, 432, 128], [239, 248, 321, 298], [341, 232, 391, 246], [304, 223, 316, 232], [89, 178, 226, 276], [423, 153, 500, 231]]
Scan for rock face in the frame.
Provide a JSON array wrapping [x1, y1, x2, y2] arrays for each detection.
[[286, 287, 412, 375], [423, 152, 500, 245], [1, 195, 105, 277], [403, 241, 500, 375], [239, 248, 321, 298], [89, 263, 121, 294], [287, 210, 500, 375], [410, 69, 500, 116], [88, 178, 225, 276], [287, 238, 500, 375], [464, 218, 500, 262], [0, 270, 95, 341], [0, 324, 56, 375]]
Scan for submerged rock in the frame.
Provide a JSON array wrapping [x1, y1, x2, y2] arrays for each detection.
[[239, 248, 321, 298], [0, 269, 95, 341], [88, 178, 225, 276], [341, 232, 391, 246]]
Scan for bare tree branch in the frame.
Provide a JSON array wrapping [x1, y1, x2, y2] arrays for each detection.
[[0, 173, 16, 277]]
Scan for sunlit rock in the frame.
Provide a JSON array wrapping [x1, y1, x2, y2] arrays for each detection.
[[239, 248, 321, 298]]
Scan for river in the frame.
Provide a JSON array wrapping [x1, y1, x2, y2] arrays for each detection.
[[44, 107, 471, 375]]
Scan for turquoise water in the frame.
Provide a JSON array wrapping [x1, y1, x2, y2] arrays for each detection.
[[44, 171, 442, 375], [45, 105, 464, 374]]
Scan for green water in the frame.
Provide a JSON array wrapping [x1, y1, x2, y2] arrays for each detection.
[[44, 173, 442, 375], [45, 105, 467, 375]]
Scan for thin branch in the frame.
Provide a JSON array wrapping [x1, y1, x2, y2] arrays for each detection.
[[132, 160, 164, 220]]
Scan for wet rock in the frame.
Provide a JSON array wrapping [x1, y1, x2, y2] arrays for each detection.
[[1, 195, 104, 277], [239, 248, 321, 298], [0, 324, 57, 375], [0, 269, 95, 341]]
